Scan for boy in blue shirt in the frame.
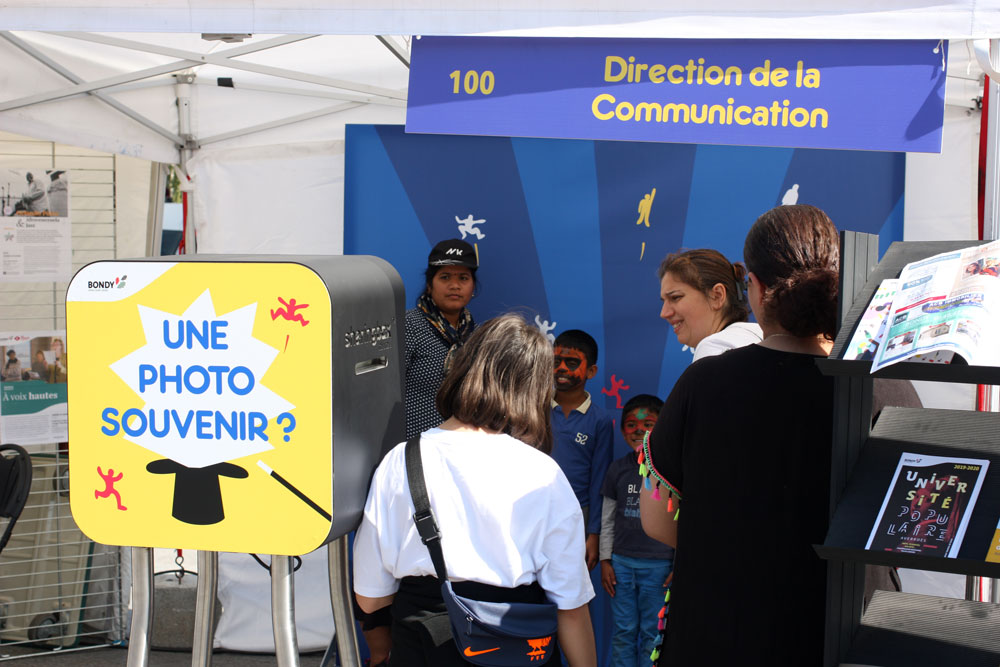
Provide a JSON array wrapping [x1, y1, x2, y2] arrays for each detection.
[[600, 394, 674, 667], [551, 329, 614, 571]]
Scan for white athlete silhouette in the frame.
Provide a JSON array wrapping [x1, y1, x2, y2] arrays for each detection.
[[455, 214, 486, 240], [534, 315, 557, 343], [781, 184, 799, 205]]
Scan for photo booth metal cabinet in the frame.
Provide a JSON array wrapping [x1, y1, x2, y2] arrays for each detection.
[[815, 234, 1000, 667]]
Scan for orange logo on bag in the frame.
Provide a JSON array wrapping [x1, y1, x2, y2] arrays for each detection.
[[526, 636, 552, 660], [464, 646, 500, 657]]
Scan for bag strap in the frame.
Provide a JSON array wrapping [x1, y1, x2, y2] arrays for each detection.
[[404, 436, 450, 583]]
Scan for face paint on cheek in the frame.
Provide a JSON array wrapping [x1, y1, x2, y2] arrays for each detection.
[[554, 347, 588, 384]]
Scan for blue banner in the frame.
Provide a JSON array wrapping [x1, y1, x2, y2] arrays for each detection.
[[407, 37, 946, 153]]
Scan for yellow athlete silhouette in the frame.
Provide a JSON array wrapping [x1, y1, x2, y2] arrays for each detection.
[[636, 188, 656, 227]]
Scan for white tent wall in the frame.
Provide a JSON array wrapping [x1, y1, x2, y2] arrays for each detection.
[[189, 141, 348, 255], [188, 105, 406, 255]]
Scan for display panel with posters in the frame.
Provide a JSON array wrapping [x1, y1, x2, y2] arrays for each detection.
[[0, 330, 68, 444], [0, 168, 72, 282]]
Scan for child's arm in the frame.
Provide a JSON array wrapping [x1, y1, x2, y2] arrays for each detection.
[[586, 416, 614, 537], [599, 496, 616, 596], [599, 496, 615, 561]]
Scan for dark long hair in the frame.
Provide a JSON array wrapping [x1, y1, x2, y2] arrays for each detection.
[[743, 204, 839, 338], [436, 314, 553, 452], [658, 248, 750, 328]]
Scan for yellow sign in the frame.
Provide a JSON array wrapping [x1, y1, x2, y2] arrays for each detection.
[[987, 524, 1000, 564], [68, 261, 333, 555]]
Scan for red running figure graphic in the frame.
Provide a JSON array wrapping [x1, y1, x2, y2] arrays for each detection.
[[270, 297, 310, 327], [95, 466, 127, 511], [601, 374, 631, 409]]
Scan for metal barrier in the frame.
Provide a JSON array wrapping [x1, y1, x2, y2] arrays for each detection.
[[0, 131, 126, 660]]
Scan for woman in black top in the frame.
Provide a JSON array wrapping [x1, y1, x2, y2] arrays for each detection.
[[639, 204, 840, 666]]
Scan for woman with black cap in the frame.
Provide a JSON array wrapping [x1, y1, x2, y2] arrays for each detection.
[[404, 239, 479, 438]]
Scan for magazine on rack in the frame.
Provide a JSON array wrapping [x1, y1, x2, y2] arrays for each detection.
[[866, 452, 989, 558], [844, 239, 1000, 371]]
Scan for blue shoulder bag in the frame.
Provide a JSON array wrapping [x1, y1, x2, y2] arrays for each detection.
[[404, 436, 559, 666]]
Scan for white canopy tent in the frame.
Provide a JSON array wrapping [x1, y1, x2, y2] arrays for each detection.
[[1, 0, 999, 650], [1, 1, 999, 40], [0, 2, 998, 256]]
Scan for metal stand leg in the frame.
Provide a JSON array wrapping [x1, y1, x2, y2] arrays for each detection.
[[191, 550, 218, 667], [966, 576, 1000, 603], [271, 555, 300, 667], [328, 537, 361, 667], [127, 546, 153, 667]]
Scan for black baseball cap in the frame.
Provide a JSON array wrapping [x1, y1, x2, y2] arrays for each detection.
[[428, 239, 478, 269]]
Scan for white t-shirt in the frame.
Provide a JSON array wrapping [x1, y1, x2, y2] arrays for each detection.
[[692, 321, 763, 362], [353, 427, 594, 610]]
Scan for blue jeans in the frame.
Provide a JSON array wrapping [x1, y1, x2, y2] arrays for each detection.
[[609, 554, 672, 667]]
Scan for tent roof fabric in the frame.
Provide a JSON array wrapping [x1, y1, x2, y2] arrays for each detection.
[[0, 3, 994, 164], [0, 1, 999, 40]]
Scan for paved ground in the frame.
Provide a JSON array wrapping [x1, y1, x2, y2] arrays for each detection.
[[0, 645, 333, 665]]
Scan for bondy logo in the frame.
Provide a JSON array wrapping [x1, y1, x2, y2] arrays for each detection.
[[88, 274, 128, 290]]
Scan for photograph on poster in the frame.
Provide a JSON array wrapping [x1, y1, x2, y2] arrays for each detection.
[[0, 331, 68, 444], [0, 168, 70, 218]]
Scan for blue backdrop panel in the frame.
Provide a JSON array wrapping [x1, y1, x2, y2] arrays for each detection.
[[346, 124, 902, 429], [512, 137, 605, 359], [343, 124, 904, 666], [594, 140, 697, 433]]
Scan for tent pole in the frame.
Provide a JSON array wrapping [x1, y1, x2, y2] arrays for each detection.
[[976, 39, 1000, 241], [971, 38, 1000, 605], [0, 31, 183, 145], [145, 163, 166, 257], [176, 75, 197, 254]]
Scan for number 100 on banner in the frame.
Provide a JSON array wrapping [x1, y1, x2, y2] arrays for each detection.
[[406, 36, 946, 153], [451, 69, 495, 95]]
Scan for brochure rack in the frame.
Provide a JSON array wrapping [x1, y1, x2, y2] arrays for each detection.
[[816, 234, 1000, 666]]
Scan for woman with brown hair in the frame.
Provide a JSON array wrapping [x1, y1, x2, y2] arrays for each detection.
[[355, 314, 597, 666], [658, 248, 762, 361], [640, 204, 840, 665]]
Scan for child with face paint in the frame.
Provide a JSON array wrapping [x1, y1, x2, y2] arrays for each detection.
[[599, 394, 672, 667], [550, 329, 615, 573]]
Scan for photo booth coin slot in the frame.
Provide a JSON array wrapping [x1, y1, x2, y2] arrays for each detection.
[[355, 356, 388, 375]]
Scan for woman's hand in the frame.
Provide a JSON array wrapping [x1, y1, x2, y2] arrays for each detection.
[[600, 560, 616, 597]]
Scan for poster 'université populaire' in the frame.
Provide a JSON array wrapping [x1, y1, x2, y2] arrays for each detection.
[[867, 453, 989, 558]]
